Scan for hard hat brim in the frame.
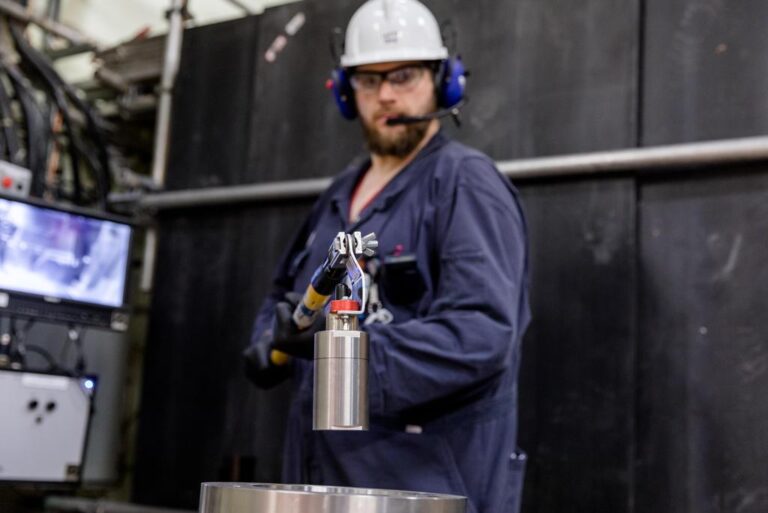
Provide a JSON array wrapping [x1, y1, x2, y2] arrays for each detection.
[[341, 47, 449, 68]]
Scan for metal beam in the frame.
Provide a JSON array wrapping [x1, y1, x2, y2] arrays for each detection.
[[224, 0, 254, 15], [109, 177, 333, 211], [118, 135, 768, 211], [45, 496, 195, 513], [496, 135, 768, 179]]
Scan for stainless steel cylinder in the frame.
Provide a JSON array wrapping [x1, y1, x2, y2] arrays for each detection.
[[199, 482, 467, 513], [313, 312, 369, 430]]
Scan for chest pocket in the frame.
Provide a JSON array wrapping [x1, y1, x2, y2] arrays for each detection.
[[381, 254, 426, 306]]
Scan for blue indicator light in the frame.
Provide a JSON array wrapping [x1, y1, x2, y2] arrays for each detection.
[[84, 379, 95, 390]]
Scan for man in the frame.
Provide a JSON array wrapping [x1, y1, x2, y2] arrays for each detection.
[[244, 1, 530, 512]]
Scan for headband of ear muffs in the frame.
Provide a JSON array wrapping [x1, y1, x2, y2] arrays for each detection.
[[328, 56, 467, 121]]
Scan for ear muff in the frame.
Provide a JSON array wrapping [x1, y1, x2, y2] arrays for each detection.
[[328, 67, 358, 120], [436, 56, 466, 109]]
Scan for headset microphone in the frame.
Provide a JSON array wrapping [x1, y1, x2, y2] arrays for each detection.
[[385, 99, 467, 127]]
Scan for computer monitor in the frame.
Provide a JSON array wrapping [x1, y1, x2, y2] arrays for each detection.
[[0, 194, 133, 330]]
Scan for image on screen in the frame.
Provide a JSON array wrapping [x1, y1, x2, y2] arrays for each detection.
[[0, 198, 131, 308]]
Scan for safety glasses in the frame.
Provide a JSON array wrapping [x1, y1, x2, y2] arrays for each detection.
[[349, 65, 428, 93]]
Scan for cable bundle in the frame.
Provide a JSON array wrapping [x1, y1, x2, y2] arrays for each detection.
[[0, 15, 111, 208]]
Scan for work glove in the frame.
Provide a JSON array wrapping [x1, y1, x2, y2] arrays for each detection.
[[242, 330, 292, 389], [271, 291, 326, 360]]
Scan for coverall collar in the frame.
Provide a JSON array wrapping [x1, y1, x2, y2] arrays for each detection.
[[331, 130, 450, 230]]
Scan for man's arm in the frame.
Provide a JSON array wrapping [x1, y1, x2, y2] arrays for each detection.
[[365, 157, 530, 416], [244, 211, 317, 387]]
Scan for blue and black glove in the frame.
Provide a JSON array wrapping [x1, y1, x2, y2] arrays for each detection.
[[271, 292, 326, 360], [242, 330, 291, 389]]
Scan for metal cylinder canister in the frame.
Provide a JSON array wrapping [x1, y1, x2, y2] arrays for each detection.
[[199, 483, 467, 513], [313, 300, 369, 431]]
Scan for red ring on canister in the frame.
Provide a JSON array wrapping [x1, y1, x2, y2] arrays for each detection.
[[330, 299, 360, 313]]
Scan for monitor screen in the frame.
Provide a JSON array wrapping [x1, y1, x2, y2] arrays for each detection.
[[0, 197, 132, 308]]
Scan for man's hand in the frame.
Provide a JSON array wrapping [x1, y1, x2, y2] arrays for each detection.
[[242, 330, 292, 389], [272, 292, 326, 360]]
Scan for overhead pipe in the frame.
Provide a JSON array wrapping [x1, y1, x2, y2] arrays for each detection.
[[112, 135, 768, 212], [496, 135, 768, 179]]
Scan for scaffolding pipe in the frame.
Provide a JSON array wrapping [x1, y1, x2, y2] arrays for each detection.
[[151, 0, 187, 187], [118, 135, 768, 212], [141, 0, 188, 292], [0, 0, 96, 49], [224, 0, 253, 15]]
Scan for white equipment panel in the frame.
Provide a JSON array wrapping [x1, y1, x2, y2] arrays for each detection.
[[0, 369, 94, 482]]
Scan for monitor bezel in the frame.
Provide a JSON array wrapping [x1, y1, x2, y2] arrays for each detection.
[[0, 193, 135, 313]]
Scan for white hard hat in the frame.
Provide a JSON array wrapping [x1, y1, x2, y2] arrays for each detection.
[[341, 0, 449, 68]]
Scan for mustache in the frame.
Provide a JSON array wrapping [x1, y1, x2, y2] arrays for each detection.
[[374, 110, 405, 119]]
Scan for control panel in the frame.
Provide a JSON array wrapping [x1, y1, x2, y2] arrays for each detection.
[[0, 161, 32, 198]]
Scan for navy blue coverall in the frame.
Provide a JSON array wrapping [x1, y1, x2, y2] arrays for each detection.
[[249, 131, 531, 513]]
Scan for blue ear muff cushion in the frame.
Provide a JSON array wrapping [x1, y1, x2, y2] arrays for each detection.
[[439, 57, 466, 109], [331, 68, 357, 120]]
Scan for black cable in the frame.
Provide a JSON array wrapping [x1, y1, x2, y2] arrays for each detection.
[[0, 113, 7, 161], [58, 76, 113, 207], [56, 324, 86, 376], [71, 326, 86, 376], [9, 316, 29, 367], [0, 315, 12, 367], [10, 26, 106, 205], [11, 24, 84, 203], [0, 73, 23, 165], [2, 61, 50, 194], [23, 344, 57, 372], [57, 326, 71, 364], [16, 24, 113, 207]]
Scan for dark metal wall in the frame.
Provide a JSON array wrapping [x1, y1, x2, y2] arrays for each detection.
[[642, 0, 768, 144], [133, 18, 315, 506], [134, 1, 768, 511], [635, 1, 768, 510], [636, 169, 768, 513], [520, 179, 637, 512], [432, 0, 640, 157]]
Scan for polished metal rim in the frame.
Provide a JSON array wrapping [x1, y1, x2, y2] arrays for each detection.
[[200, 482, 467, 513], [203, 482, 464, 498]]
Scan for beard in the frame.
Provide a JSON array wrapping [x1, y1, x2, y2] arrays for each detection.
[[361, 112, 433, 158]]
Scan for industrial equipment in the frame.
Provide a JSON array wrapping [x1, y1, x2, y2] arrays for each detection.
[[0, 368, 95, 483], [289, 231, 377, 330], [0, 194, 133, 331], [313, 295, 370, 431], [269, 231, 376, 431], [292, 231, 376, 431]]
